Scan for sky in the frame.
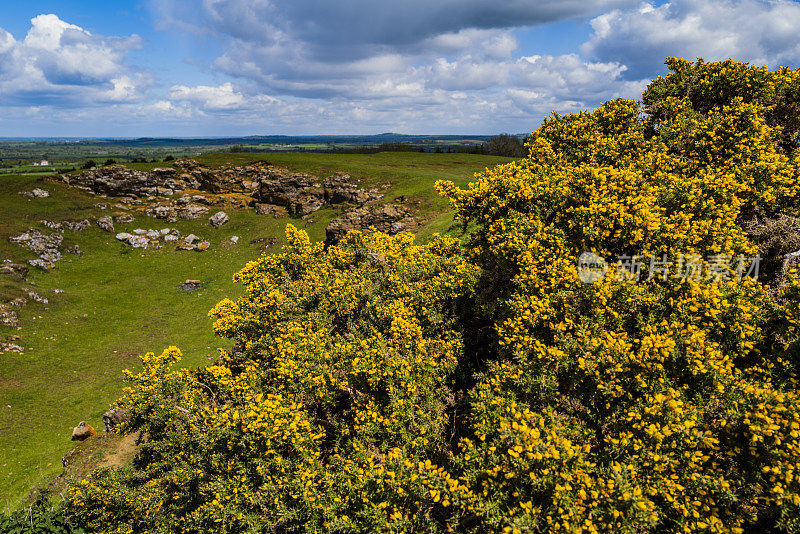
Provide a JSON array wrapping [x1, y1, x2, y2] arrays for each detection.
[[0, 0, 799, 137]]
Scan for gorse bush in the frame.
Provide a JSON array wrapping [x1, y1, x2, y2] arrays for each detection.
[[65, 58, 800, 533]]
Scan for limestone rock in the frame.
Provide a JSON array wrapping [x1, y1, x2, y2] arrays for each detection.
[[129, 236, 149, 248], [62, 165, 187, 197], [209, 211, 230, 227], [21, 188, 50, 198], [147, 205, 173, 219], [71, 421, 97, 441], [179, 204, 209, 220], [10, 229, 63, 266], [0, 263, 28, 278], [115, 214, 135, 224], [63, 219, 90, 232], [96, 216, 115, 233], [40, 220, 63, 231], [102, 409, 131, 433]]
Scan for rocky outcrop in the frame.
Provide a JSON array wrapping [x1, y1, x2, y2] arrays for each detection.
[[174, 159, 259, 194], [325, 204, 419, 246], [65, 160, 381, 219], [62, 165, 188, 197]]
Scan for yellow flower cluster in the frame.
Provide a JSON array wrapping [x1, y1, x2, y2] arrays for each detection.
[[433, 58, 800, 533]]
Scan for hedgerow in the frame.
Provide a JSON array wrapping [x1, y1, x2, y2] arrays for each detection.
[[65, 58, 800, 533]]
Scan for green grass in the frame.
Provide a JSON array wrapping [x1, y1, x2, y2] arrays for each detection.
[[0, 152, 510, 508]]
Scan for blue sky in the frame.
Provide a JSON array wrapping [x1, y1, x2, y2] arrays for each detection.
[[0, 0, 798, 137]]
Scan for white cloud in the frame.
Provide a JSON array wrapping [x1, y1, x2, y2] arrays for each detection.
[[581, 0, 800, 78], [168, 82, 248, 110], [0, 14, 148, 106]]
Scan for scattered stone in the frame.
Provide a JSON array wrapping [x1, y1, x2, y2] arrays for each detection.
[[230, 236, 239, 244], [164, 234, 178, 243], [10, 229, 63, 266], [184, 234, 200, 245], [0, 305, 19, 327], [147, 205, 173, 219], [209, 211, 230, 228], [146, 229, 160, 240], [0, 342, 23, 353], [71, 421, 97, 441], [0, 263, 29, 279], [129, 236, 149, 248], [115, 232, 134, 242], [96, 216, 115, 233], [40, 220, 63, 231], [54, 289, 64, 294], [65, 244, 83, 255], [160, 228, 171, 235], [21, 188, 50, 198], [63, 219, 90, 232], [132, 229, 147, 235], [115, 214, 135, 224], [102, 409, 131, 433], [196, 241, 210, 251], [26, 290, 48, 304], [179, 204, 209, 220], [28, 259, 54, 270]]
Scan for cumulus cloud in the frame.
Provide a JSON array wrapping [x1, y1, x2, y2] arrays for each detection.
[[581, 0, 800, 78], [151, 0, 637, 100], [0, 14, 148, 106], [141, 0, 653, 134]]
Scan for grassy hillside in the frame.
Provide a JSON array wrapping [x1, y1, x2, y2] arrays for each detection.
[[0, 151, 510, 508]]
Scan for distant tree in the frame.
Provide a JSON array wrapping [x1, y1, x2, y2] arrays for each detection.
[[481, 134, 526, 157], [229, 145, 246, 153], [104, 159, 117, 165], [163, 155, 175, 162], [81, 160, 97, 169]]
